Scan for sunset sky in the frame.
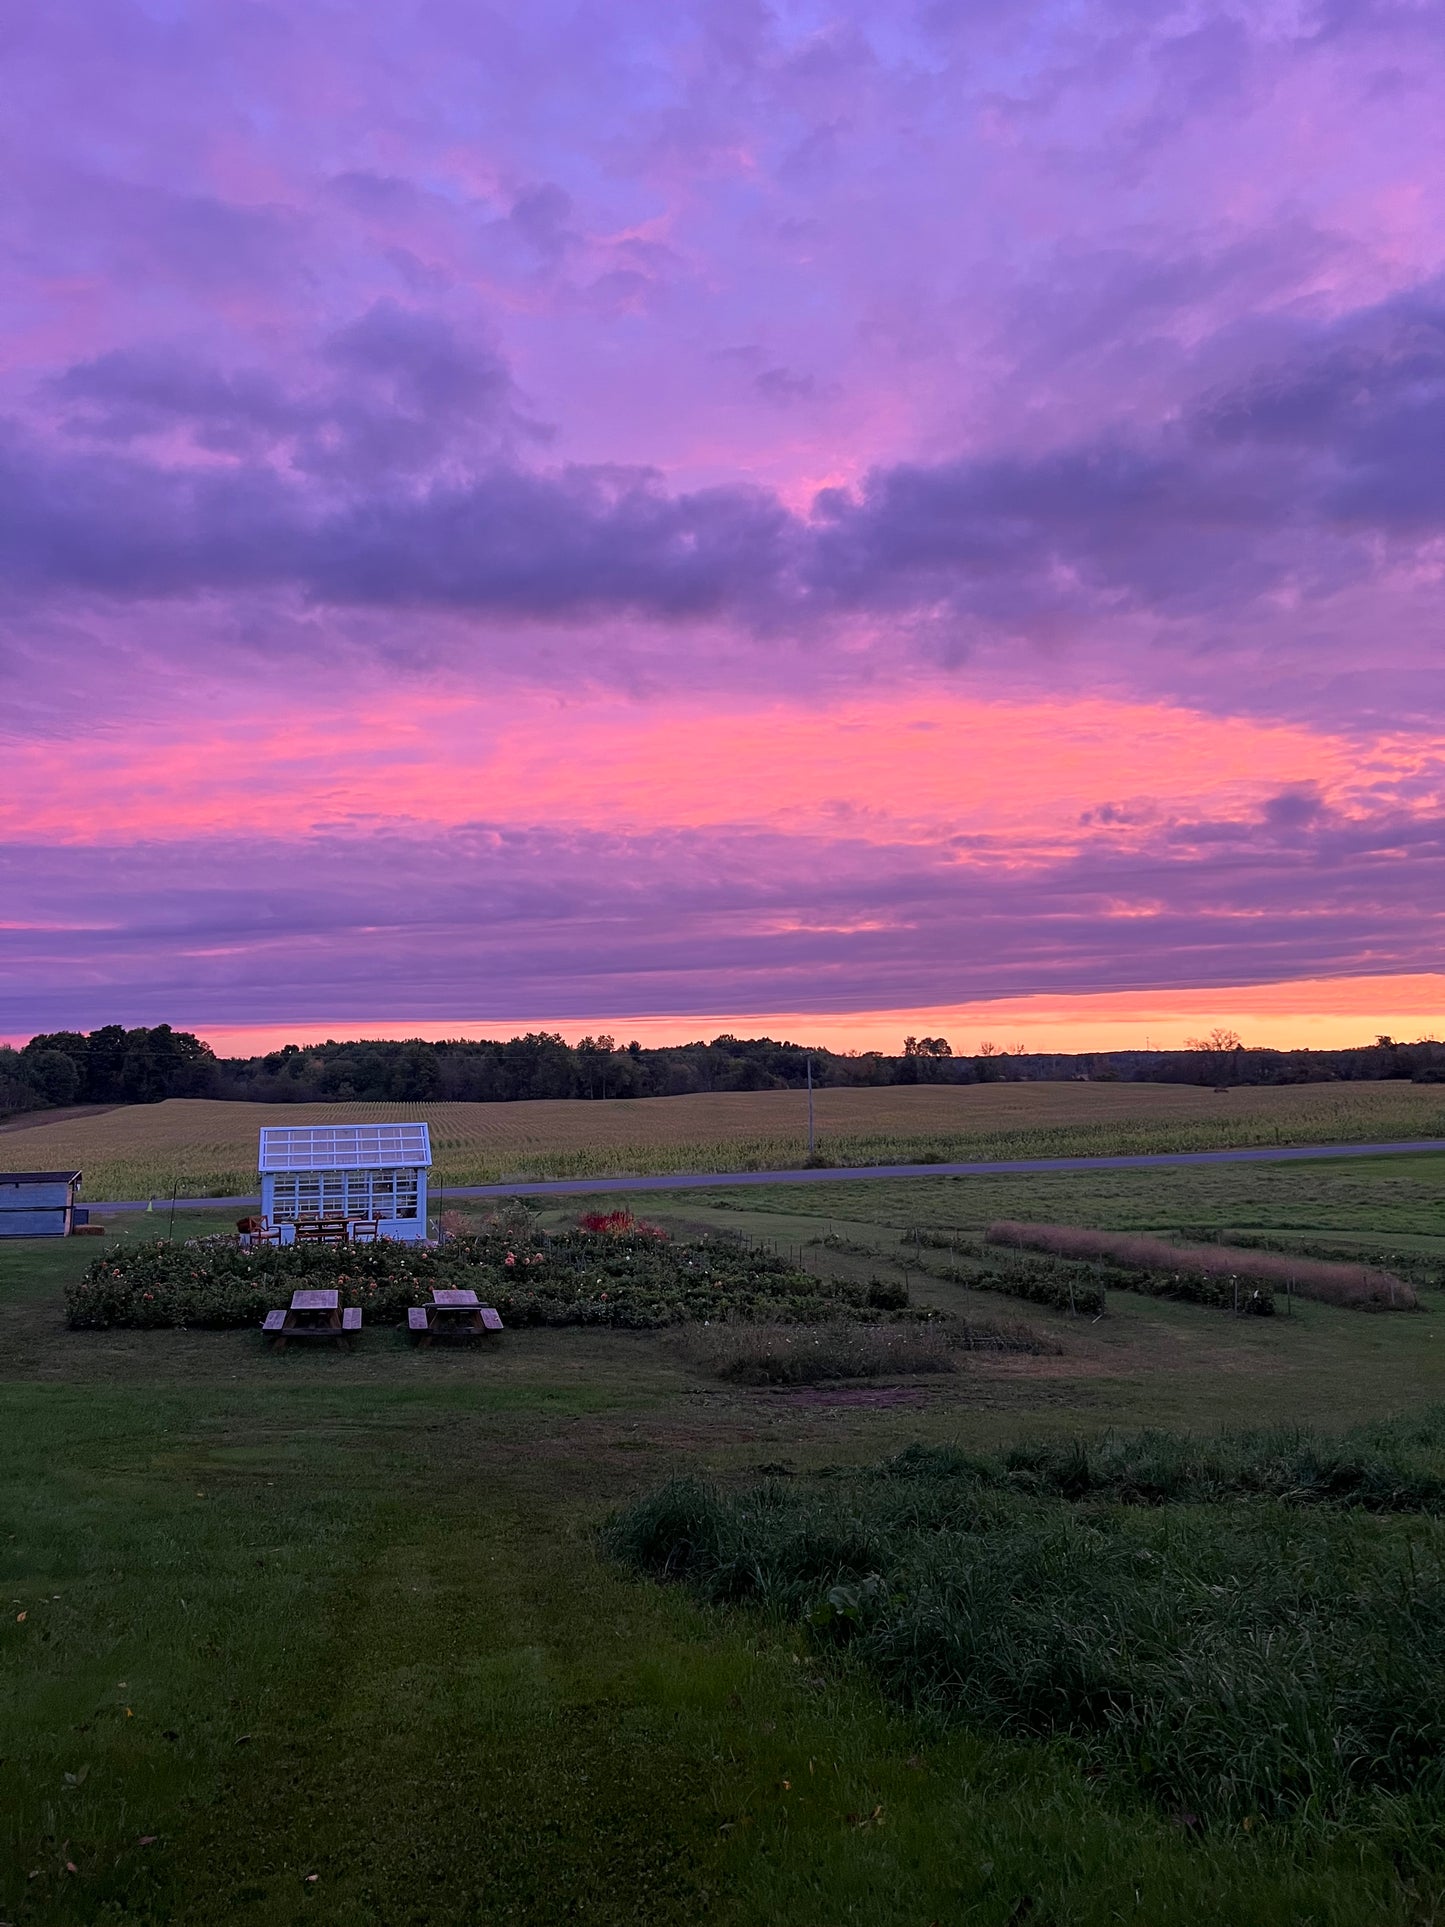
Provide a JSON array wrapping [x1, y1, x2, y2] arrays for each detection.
[[2, 1, 1441, 1054]]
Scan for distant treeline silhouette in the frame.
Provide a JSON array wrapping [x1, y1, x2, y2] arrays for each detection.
[[2, 1022, 1443, 1120]]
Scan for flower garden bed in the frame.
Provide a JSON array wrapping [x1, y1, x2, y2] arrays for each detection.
[[66, 1224, 927, 1331]]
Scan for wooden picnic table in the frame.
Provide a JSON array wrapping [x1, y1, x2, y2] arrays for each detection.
[[407, 1288, 503, 1345], [288, 1217, 375, 1247], [263, 1288, 362, 1351]]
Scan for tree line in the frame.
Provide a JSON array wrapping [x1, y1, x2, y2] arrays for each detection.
[[2, 1022, 1442, 1121]]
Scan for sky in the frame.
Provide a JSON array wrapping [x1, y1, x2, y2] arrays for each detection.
[[1, 0, 1442, 1055]]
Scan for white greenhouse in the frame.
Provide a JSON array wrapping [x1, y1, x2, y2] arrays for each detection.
[[257, 1122, 432, 1243]]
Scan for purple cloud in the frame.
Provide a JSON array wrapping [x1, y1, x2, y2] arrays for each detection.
[[2, 793, 1440, 1032]]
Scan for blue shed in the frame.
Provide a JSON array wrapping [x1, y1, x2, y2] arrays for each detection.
[[0, 1170, 83, 1238]]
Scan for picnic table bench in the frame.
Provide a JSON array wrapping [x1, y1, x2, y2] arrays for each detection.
[[408, 1288, 503, 1345], [263, 1289, 362, 1351]]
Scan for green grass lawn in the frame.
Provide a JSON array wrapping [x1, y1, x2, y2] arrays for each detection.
[[7, 1161, 1445, 1923]]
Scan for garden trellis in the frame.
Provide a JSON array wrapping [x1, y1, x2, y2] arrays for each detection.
[[258, 1122, 432, 1242]]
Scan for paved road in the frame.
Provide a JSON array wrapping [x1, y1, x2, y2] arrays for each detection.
[[91, 1135, 1445, 1213]]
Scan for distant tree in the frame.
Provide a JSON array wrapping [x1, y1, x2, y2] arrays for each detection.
[[1185, 1028, 1243, 1053], [388, 1042, 441, 1100], [23, 1049, 80, 1107], [0, 1047, 47, 1118], [903, 1036, 951, 1072], [577, 1035, 617, 1099]]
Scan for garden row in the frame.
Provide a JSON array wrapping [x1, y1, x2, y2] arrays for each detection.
[[986, 1221, 1417, 1310], [895, 1221, 1421, 1315], [897, 1229, 1268, 1316], [608, 1411, 1445, 1834]]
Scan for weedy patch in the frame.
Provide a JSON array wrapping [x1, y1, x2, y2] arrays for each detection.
[[676, 1315, 1046, 1385], [608, 1411, 1445, 1833]]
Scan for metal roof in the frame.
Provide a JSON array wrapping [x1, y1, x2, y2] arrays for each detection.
[[0, 1171, 82, 1184], [257, 1123, 432, 1172]]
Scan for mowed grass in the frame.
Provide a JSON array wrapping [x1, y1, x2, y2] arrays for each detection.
[[4, 1078, 1444, 1201], [7, 1153, 1445, 1922], [704, 1148, 1445, 1242]]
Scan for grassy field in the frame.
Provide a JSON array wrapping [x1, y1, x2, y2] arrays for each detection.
[[6, 1153, 1445, 1922], [2, 1079, 1443, 1201]]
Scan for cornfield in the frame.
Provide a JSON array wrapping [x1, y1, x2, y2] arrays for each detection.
[[2, 1079, 1441, 1202]]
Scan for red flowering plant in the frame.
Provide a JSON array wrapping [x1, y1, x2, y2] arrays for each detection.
[[576, 1209, 668, 1240]]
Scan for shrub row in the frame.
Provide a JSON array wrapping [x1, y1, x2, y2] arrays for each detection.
[[608, 1416, 1445, 1828], [906, 1228, 1276, 1315], [898, 1242, 1107, 1317], [66, 1229, 922, 1331]]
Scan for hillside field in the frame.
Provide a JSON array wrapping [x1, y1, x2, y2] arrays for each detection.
[[2, 1078, 1443, 1201]]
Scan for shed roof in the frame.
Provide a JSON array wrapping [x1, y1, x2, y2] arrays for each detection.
[[0, 1171, 82, 1185], [258, 1123, 432, 1172]]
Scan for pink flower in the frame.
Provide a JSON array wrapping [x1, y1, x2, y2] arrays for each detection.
[[505, 1253, 517, 1266]]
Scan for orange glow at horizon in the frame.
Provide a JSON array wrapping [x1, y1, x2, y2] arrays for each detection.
[[60, 973, 1437, 1061]]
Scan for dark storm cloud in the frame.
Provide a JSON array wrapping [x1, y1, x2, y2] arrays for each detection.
[[9, 283, 1445, 643]]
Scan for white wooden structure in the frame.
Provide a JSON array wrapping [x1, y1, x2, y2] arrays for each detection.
[[0, 1170, 83, 1238], [257, 1123, 431, 1242]]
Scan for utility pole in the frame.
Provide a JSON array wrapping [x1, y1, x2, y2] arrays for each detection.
[[807, 1054, 815, 1162]]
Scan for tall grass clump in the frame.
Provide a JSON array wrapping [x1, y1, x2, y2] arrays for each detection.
[[987, 1221, 1415, 1309], [678, 1316, 1045, 1385], [608, 1412, 1445, 1831], [1211, 1231, 1444, 1292]]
